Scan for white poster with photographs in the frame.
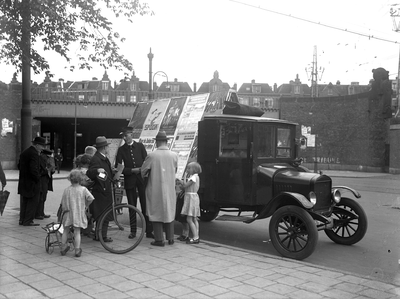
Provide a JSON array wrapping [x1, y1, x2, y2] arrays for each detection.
[[171, 130, 197, 179]]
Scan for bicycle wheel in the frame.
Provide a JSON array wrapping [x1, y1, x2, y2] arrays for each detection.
[[98, 204, 146, 254], [45, 234, 54, 254]]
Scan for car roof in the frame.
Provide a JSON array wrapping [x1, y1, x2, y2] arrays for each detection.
[[203, 114, 298, 126]]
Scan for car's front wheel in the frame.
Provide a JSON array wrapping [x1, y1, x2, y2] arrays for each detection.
[[269, 205, 318, 260], [324, 197, 368, 245]]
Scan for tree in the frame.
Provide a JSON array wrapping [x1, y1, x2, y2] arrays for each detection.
[[0, 0, 153, 151]]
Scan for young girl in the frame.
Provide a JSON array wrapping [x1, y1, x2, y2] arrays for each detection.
[[60, 169, 94, 257], [179, 162, 202, 244]]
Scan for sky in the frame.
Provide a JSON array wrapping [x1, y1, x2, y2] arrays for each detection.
[[1, 0, 400, 89]]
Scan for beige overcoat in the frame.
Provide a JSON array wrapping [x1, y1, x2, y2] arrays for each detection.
[[141, 146, 178, 222]]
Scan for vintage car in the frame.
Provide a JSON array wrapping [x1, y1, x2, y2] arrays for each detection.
[[197, 113, 368, 260]]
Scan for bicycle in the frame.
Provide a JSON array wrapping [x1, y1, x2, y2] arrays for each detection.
[[95, 178, 146, 254], [42, 210, 75, 254]]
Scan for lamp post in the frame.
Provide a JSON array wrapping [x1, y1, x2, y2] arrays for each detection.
[[74, 100, 77, 161], [390, 6, 400, 117], [152, 71, 169, 100]]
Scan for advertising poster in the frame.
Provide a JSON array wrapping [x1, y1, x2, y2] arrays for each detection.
[[128, 102, 153, 139], [204, 90, 227, 115], [107, 138, 123, 167], [159, 97, 187, 136], [171, 131, 197, 179], [139, 99, 170, 152]]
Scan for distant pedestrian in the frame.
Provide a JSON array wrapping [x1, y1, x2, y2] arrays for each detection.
[[18, 137, 47, 226], [178, 162, 202, 244], [54, 148, 63, 174], [141, 131, 178, 247], [60, 169, 94, 257], [0, 161, 6, 189], [35, 149, 55, 219]]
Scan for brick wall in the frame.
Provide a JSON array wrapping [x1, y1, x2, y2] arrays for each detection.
[[280, 91, 388, 172]]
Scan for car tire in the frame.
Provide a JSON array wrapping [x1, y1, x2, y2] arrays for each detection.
[[269, 205, 318, 260], [199, 207, 219, 222], [324, 197, 368, 245]]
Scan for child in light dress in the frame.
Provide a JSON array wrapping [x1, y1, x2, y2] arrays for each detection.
[[179, 162, 202, 244], [60, 169, 94, 257]]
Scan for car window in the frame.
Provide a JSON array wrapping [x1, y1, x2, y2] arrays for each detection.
[[257, 124, 274, 158], [276, 128, 291, 157], [219, 122, 249, 158]]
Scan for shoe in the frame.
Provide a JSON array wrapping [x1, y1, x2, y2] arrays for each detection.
[[43, 215, 51, 218], [146, 232, 154, 239], [23, 223, 40, 226], [177, 235, 189, 241], [129, 233, 136, 239], [186, 238, 200, 244], [168, 240, 174, 245], [151, 241, 165, 247], [75, 248, 82, 257], [60, 245, 70, 256], [35, 216, 44, 220], [103, 237, 113, 243]]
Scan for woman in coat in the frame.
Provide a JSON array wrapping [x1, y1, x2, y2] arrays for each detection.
[[141, 131, 178, 246]]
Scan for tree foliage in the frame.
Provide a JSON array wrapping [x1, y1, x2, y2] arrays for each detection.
[[0, 0, 153, 77]]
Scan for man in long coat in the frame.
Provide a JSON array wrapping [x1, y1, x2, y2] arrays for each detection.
[[86, 136, 114, 242], [18, 137, 47, 226], [115, 127, 153, 239], [141, 131, 178, 246], [35, 148, 54, 219]]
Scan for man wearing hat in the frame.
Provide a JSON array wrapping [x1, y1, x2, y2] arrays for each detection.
[[86, 136, 114, 242], [141, 131, 178, 246], [115, 127, 153, 239], [18, 136, 47, 226], [35, 148, 55, 220]]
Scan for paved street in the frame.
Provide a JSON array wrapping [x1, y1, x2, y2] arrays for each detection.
[[1, 170, 399, 298]]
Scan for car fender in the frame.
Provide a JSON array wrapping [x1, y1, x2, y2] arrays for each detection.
[[244, 192, 314, 223], [332, 186, 361, 199]]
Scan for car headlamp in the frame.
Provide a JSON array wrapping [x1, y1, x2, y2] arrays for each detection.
[[308, 191, 317, 205], [332, 189, 341, 203]]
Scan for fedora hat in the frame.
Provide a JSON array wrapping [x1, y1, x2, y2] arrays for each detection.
[[42, 148, 53, 155], [94, 136, 110, 148], [153, 131, 169, 141], [32, 137, 47, 146]]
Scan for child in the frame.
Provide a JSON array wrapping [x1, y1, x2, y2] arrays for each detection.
[[179, 162, 202, 244], [60, 169, 94, 257]]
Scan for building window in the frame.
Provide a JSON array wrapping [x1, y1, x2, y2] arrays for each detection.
[[212, 84, 219, 92], [264, 98, 273, 108], [239, 97, 249, 105], [252, 85, 261, 93], [89, 95, 96, 101], [171, 85, 179, 92], [130, 83, 136, 91], [130, 95, 137, 103], [102, 94, 109, 102], [294, 85, 300, 94], [327, 89, 333, 96], [348, 86, 354, 95], [253, 98, 260, 107], [117, 95, 125, 102], [102, 81, 109, 90], [78, 94, 85, 101]]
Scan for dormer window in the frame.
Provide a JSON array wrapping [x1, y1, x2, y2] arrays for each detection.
[[212, 84, 219, 92], [171, 84, 179, 92], [294, 85, 300, 94], [130, 83, 136, 91], [102, 81, 109, 90], [252, 85, 261, 93], [327, 89, 333, 96]]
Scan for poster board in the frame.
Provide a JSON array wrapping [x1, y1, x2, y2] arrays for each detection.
[[107, 138, 123, 167]]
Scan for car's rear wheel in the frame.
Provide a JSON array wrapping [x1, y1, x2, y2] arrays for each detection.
[[199, 207, 219, 222], [269, 205, 318, 260], [324, 197, 368, 245]]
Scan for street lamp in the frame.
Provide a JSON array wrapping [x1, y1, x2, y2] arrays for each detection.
[[152, 71, 169, 100]]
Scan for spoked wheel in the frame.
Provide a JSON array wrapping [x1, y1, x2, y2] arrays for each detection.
[[199, 207, 219, 222], [98, 204, 146, 254], [45, 234, 54, 254], [269, 205, 318, 260], [324, 197, 368, 245]]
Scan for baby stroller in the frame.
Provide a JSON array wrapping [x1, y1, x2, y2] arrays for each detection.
[[42, 210, 75, 254]]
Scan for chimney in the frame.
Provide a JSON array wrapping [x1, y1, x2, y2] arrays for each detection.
[[336, 80, 340, 85], [174, 78, 178, 82], [274, 83, 277, 92], [251, 79, 255, 84], [193, 83, 197, 92], [233, 83, 237, 91], [92, 77, 98, 80], [59, 78, 64, 82]]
